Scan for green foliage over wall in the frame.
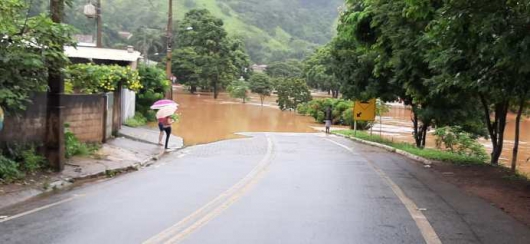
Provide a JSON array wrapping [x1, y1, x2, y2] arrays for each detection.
[[65, 64, 142, 94]]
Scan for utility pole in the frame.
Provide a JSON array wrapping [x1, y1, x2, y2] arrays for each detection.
[[165, 0, 174, 100], [96, 0, 103, 47], [46, 0, 66, 171]]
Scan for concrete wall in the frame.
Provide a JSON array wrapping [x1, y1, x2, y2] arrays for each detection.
[[0, 93, 112, 145], [63, 94, 106, 143], [0, 94, 48, 144]]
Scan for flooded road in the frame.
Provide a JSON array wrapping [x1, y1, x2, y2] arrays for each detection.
[[170, 88, 316, 146], [167, 87, 530, 175]]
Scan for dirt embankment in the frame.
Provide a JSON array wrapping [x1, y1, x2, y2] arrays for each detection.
[[431, 162, 530, 226]]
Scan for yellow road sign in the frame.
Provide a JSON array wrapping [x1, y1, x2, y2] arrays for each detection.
[[353, 99, 376, 121]]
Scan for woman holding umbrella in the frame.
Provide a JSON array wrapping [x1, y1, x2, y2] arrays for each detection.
[[151, 100, 178, 149], [158, 114, 174, 149]]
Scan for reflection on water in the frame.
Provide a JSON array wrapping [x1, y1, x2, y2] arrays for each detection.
[[380, 105, 530, 174], [170, 88, 316, 146]]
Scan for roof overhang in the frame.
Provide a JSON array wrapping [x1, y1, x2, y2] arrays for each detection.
[[65, 46, 141, 62]]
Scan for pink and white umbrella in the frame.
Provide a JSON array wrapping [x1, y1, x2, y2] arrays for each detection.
[[150, 99, 178, 110], [156, 106, 177, 119]]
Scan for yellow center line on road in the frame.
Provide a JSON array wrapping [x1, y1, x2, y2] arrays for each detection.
[[143, 134, 275, 244], [0, 194, 86, 224], [325, 138, 443, 244]]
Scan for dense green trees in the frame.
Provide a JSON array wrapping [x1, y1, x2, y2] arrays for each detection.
[[31, 0, 340, 63], [304, 45, 340, 98], [331, 0, 530, 170], [0, 0, 74, 114], [265, 60, 304, 79], [172, 9, 250, 99], [425, 0, 530, 168]]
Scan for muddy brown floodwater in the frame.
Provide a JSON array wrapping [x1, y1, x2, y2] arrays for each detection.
[[379, 105, 530, 175], [169, 88, 317, 146], [164, 87, 530, 175]]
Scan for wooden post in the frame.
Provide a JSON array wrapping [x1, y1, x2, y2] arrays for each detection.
[[380, 112, 383, 137], [165, 0, 174, 100], [354, 120, 357, 137], [96, 0, 103, 47], [45, 0, 66, 171]]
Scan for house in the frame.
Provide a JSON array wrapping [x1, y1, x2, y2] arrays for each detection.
[[64, 45, 142, 135], [251, 64, 268, 73]]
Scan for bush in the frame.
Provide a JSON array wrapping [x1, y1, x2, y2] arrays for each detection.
[[124, 113, 148, 127], [297, 98, 374, 129], [0, 155, 23, 182], [65, 124, 100, 158], [136, 65, 171, 121], [2, 144, 47, 173], [227, 80, 250, 103], [434, 126, 489, 161], [20, 147, 45, 173], [296, 103, 310, 115]]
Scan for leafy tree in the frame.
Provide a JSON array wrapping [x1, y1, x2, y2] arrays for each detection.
[[227, 80, 250, 103], [249, 73, 273, 106], [265, 59, 304, 79], [172, 47, 202, 93], [131, 27, 164, 62], [304, 45, 340, 97], [426, 0, 530, 166], [0, 0, 74, 114], [276, 78, 312, 110], [174, 9, 250, 99], [334, 0, 485, 148]]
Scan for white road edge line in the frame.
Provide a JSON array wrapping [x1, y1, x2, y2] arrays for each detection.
[[0, 194, 86, 224], [325, 139, 442, 244]]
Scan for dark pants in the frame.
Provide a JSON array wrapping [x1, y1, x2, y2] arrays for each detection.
[[164, 126, 171, 149]]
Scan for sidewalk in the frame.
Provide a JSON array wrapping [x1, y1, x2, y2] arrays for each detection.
[[0, 126, 184, 211], [119, 126, 183, 149]]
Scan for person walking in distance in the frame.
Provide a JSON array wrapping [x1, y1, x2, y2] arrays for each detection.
[[325, 106, 332, 134], [158, 115, 174, 149]]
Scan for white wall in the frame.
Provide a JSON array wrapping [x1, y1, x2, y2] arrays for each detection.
[[121, 88, 136, 122]]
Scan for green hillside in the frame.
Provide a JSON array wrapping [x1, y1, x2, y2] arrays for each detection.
[[46, 0, 342, 63]]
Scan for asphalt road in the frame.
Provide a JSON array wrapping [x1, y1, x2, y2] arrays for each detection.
[[1, 133, 529, 244]]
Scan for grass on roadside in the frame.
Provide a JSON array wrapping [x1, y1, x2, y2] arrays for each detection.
[[333, 130, 486, 165], [65, 125, 100, 159], [124, 113, 148, 128]]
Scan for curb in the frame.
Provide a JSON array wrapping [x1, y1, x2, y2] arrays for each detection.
[[0, 145, 169, 212], [118, 130, 184, 149], [118, 132, 160, 146], [332, 133, 437, 166]]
